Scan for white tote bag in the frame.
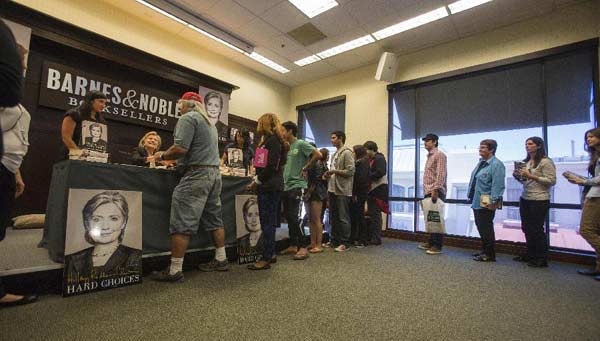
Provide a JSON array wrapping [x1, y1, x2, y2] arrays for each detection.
[[420, 198, 446, 234]]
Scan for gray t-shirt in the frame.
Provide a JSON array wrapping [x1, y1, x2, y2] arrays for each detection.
[[173, 111, 220, 167]]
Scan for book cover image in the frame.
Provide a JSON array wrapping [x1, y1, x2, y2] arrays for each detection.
[[236, 195, 263, 264], [63, 189, 142, 297]]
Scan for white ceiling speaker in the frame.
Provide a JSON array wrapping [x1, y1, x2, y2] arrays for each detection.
[[375, 52, 399, 83]]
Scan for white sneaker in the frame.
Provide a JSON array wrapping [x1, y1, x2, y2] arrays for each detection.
[[334, 245, 348, 252]]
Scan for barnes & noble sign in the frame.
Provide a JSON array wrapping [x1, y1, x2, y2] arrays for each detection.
[[39, 62, 182, 131]]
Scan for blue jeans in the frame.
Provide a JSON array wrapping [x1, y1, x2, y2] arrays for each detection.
[[258, 191, 281, 261], [329, 192, 351, 247]]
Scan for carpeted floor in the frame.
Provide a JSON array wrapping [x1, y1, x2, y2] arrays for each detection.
[[1, 238, 599, 340]]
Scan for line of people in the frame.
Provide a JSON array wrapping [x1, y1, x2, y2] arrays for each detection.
[[418, 131, 600, 282]]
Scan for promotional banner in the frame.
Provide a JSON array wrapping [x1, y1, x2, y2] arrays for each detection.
[[236, 195, 262, 264], [198, 85, 230, 143], [63, 189, 142, 297], [39, 61, 182, 131]]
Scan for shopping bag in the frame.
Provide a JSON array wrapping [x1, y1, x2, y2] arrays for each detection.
[[253, 147, 268, 168], [420, 198, 446, 234]]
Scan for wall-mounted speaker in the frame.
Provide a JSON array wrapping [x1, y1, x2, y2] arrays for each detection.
[[375, 52, 399, 82]]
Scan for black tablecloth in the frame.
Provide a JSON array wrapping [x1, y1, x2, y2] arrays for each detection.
[[39, 160, 251, 262]]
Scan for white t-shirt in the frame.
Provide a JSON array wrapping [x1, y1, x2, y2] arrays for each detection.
[[1, 104, 31, 174]]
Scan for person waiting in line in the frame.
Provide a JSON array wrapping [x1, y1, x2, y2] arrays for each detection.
[[246, 113, 288, 270], [350, 145, 370, 248], [418, 134, 447, 255], [564, 128, 600, 280], [149, 92, 228, 282], [60, 90, 108, 160], [221, 128, 254, 173], [468, 139, 506, 262], [278, 121, 321, 260], [324, 131, 354, 252], [364, 141, 388, 246], [131, 131, 163, 167], [316, 148, 330, 233], [512, 137, 556, 268], [0, 19, 37, 307], [304, 144, 328, 253]]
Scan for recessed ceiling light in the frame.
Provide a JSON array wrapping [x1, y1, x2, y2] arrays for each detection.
[[448, 0, 493, 14], [135, 0, 188, 26], [372, 7, 449, 40], [294, 55, 321, 66], [316, 35, 375, 59], [289, 0, 339, 18], [245, 52, 290, 74]]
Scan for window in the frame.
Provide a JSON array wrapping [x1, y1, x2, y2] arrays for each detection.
[[389, 41, 598, 253], [297, 97, 345, 148]]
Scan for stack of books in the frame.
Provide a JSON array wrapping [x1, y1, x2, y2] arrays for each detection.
[[69, 149, 109, 163]]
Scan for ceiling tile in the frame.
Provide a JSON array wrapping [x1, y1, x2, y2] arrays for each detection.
[[493, 0, 555, 24], [173, 0, 220, 14], [233, 0, 284, 16], [449, 0, 502, 38], [236, 17, 282, 45], [343, 0, 403, 25], [261, 1, 310, 33], [306, 27, 372, 54], [360, 0, 446, 34], [202, 0, 258, 32], [261, 33, 304, 52], [310, 5, 360, 37], [379, 18, 458, 54]]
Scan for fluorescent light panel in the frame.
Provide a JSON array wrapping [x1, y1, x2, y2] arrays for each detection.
[[187, 24, 244, 53], [136, 0, 250, 54], [448, 0, 493, 14], [316, 35, 375, 59], [294, 55, 321, 66], [372, 7, 449, 40], [289, 0, 339, 18], [135, 0, 188, 25], [245, 52, 290, 74]]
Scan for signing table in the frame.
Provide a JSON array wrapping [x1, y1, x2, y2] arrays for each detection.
[[39, 160, 251, 263]]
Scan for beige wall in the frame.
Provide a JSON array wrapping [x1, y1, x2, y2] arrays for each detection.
[[290, 0, 600, 155], [14, 0, 291, 121]]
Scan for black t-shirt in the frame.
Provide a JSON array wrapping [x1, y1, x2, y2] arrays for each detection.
[[0, 20, 22, 108], [59, 108, 106, 160], [1, 20, 24, 159]]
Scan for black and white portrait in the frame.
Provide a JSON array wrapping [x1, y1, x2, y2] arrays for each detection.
[[81, 120, 108, 153], [63, 189, 142, 296], [236, 195, 262, 264], [198, 86, 229, 143], [229, 127, 239, 142], [228, 148, 244, 169]]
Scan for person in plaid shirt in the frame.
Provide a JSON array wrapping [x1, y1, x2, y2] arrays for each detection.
[[418, 134, 447, 255]]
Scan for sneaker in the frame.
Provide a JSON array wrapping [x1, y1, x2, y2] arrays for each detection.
[[150, 269, 184, 282], [417, 243, 431, 250], [355, 242, 367, 249], [322, 242, 333, 248], [426, 247, 442, 255], [198, 259, 229, 272], [334, 244, 348, 252]]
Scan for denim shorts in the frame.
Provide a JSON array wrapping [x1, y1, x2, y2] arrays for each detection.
[[169, 167, 223, 234]]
